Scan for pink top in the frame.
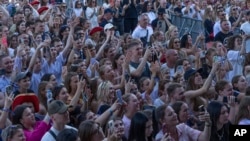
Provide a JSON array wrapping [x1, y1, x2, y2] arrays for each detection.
[[176, 123, 201, 141], [24, 121, 51, 141]]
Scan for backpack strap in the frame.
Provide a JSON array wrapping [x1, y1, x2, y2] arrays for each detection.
[[49, 129, 57, 140]]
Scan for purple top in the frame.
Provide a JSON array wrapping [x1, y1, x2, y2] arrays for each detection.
[[24, 121, 51, 141]]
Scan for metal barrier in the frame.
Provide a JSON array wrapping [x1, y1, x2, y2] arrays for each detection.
[[170, 14, 204, 43], [170, 14, 241, 43]]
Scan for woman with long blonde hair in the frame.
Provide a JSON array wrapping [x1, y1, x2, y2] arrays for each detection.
[[165, 25, 179, 46]]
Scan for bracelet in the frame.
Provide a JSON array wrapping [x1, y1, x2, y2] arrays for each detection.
[[2, 108, 11, 113]]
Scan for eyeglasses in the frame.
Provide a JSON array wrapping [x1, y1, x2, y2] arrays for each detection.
[[232, 8, 238, 11]]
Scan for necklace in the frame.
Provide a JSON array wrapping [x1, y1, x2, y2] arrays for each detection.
[[217, 128, 224, 141]]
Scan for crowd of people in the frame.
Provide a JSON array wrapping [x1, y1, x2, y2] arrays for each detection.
[[0, 0, 250, 140]]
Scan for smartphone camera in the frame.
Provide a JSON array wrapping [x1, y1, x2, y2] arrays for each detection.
[[198, 105, 205, 112], [116, 89, 123, 104]]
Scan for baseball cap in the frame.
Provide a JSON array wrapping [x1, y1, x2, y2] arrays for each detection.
[[184, 68, 203, 81], [104, 23, 114, 31], [14, 71, 32, 82], [48, 100, 68, 115]]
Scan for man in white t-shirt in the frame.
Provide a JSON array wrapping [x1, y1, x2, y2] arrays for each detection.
[[240, 11, 250, 35], [161, 49, 179, 79], [132, 13, 153, 47], [41, 100, 77, 141]]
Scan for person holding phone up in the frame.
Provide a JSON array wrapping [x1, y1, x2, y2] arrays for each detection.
[[155, 105, 211, 141]]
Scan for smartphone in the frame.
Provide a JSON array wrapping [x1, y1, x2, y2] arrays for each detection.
[[83, 93, 88, 102], [108, 120, 114, 133], [223, 96, 237, 103], [5, 85, 13, 96], [198, 105, 205, 112], [116, 89, 123, 104], [213, 56, 220, 63], [19, 38, 24, 44], [200, 51, 206, 58], [152, 52, 158, 62], [46, 89, 53, 104], [176, 65, 183, 73]]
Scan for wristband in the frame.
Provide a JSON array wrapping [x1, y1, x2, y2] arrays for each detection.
[[2, 108, 11, 113]]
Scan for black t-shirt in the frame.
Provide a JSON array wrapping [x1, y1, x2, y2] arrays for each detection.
[[210, 122, 230, 141], [214, 31, 233, 43], [130, 61, 151, 84], [99, 19, 109, 28]]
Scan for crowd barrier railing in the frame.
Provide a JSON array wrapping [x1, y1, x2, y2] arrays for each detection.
[[169, 13, 241, 43], [170, 14, 204, 43]]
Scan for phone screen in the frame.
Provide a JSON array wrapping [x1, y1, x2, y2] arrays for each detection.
[[116, 89, 123, 104]]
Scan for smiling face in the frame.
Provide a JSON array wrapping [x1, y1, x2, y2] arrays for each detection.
[[126, 94, 140, 113], [18, 77, 31, 90], [20, 107, 36, 128], [234, 76, 247, 92], [162, 106, 179, 126]]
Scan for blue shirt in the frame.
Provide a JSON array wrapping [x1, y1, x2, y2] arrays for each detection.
[[0, 75, 11, 93], [43, 53, 66, 84]]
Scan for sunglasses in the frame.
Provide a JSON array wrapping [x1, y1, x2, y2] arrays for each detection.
[[174, 41, 180, 44]]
